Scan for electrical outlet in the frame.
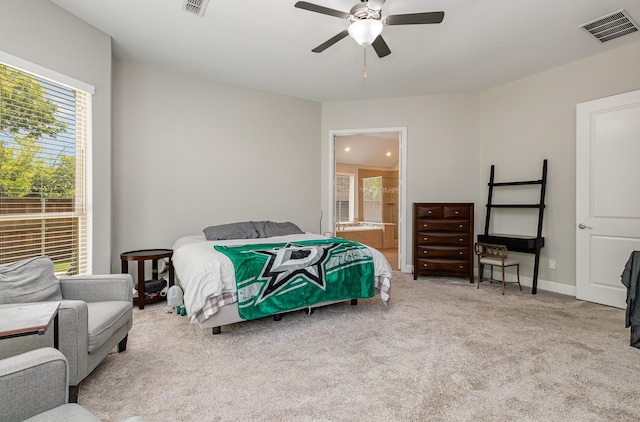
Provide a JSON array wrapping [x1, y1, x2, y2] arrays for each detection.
[[549, 259, 556, 270]]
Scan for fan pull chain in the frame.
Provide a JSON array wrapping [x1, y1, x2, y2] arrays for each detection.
[[362, 48, 368, 79]]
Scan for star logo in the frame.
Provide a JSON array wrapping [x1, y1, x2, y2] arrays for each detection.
[[254, 242, 339, 304]]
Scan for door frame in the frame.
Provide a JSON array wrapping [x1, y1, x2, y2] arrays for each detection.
[[327, 127, 408, 271]]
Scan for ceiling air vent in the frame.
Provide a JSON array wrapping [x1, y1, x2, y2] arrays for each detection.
[[580, 9, 639, 43], [181, 0, 209, 17]]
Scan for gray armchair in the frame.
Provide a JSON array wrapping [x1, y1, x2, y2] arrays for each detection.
[[0, 257, 134, 402], [0, 347, 144, 422], [0, 347, 101, 421]]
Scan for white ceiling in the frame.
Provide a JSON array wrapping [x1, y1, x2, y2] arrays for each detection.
[[50, 0, 640, 102], [335, 132, 399, 167]]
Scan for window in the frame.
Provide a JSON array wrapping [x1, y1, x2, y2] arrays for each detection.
[[0, 62, 90, 275], [335, 173, 354, 223], [362, 177, 382, 222]]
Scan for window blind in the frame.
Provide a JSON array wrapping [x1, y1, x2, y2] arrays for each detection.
[[363, 177, 382, 223], [0, 63, 90, 275], [336, 174, 354, 223]]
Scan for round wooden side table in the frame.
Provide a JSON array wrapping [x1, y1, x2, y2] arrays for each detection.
[[121, 249, 174, 310]]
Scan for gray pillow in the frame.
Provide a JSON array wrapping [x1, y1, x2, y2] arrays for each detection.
[[203, 221, 259, 241], [0, 256, 62, 304], [256, 221, 305, 238], [250, 220, 267, 236]]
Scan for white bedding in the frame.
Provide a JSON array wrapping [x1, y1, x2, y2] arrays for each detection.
[[172, 233, 392, 324]]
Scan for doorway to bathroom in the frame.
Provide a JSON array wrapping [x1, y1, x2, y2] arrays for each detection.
[[329, 128, 406, 270]]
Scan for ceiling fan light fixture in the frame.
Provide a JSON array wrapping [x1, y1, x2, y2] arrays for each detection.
[[348, 19, 383, 47]]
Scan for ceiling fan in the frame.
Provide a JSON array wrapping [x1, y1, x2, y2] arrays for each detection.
[[294, 0, 445, 58]]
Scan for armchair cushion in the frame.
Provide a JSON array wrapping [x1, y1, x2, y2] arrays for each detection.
[[87, 301, 132, 353], [0, 256, 62, 304]]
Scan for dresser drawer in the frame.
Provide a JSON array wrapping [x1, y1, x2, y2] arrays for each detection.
[[416, 206, 443, 218], [416, 219, 470, 232], [415, 259, 470, 273], [444, 206, 471, 219], [416, 245, 469, 258], [416, 233, 470, 246]]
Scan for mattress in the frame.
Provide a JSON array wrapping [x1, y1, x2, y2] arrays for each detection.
[[172, 233, 392, 325]]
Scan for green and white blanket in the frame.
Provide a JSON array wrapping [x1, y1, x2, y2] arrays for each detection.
[[215, 238, 375, 320]]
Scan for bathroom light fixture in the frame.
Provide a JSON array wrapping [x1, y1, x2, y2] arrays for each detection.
[[348, 19, 383, 47]]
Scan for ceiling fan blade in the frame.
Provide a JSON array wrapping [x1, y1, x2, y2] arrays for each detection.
[[386, 11, 445, 25], [367, 0, 386, 11], [294, 1, 350, 19], [311, 30, 350, 53], [372, 35, 391, 58]]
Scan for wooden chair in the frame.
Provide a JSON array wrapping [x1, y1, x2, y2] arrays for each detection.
[[475, 242, 522, 295]]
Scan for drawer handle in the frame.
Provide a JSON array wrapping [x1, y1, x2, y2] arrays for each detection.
[[459, 265, 463, 269], [428, 211, 432, 214], [423, 224, 428, 228], [455, 211, 459, 214], [459, 251, 463, 255], [423, 263, 428, 267], [424, 237, 428, 241], [459, 238, 463, 242], [459, 224, 463, 228], [423, 250, 428, 254]]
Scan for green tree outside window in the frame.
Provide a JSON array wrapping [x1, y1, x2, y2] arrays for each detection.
[[0, 64, 73, 198]]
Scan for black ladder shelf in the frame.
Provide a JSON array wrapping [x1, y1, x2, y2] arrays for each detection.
[[478, 159, 547, 294]]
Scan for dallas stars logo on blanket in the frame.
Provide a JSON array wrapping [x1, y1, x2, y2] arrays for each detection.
[[254, 242, 339, 304], [215, 239, 375, 320]]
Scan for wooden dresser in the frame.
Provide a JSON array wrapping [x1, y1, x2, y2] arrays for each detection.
[[413, 203, 474, 282]]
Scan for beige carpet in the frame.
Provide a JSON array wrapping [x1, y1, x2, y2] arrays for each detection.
[[79, 272, 640, 421]]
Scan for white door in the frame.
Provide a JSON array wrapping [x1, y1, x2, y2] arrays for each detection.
[[576, 89, 640, 308]]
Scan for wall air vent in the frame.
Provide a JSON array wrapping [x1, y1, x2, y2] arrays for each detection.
[[181, 0, 209, 17], [580, 9, 639, 43]]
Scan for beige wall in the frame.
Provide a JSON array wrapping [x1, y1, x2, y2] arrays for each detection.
[[322, 94, 481, 271], [112, 59, 321, 270], [0, 0, 112, 273], [479, 40, 640, 292]]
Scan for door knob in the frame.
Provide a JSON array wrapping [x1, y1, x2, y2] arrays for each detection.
[[578, 223, 592, 229]]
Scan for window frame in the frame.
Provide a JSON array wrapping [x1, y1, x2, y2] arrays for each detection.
[[0, 52, 93, 275]]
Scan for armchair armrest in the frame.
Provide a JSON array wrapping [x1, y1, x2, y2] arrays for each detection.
[[59, 274, 133, 303], [0, 347, 68, 421], [58, 299, 89, 386]]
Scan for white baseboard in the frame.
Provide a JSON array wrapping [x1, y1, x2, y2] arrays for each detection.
[[402, 265, 576, 297], [518, 276, 576, 296]]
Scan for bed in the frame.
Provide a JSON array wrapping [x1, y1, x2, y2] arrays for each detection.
[[172, 222, 392, 334]]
